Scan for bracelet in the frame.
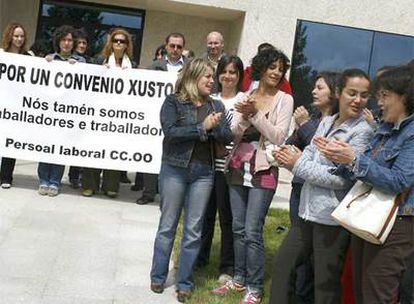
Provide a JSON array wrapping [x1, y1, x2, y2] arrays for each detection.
[[346, 155, 357, 171]]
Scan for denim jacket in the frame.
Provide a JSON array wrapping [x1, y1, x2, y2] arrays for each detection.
[[160, 94, 233, 168], [292, 114, 373, 225], [48, 52, 86, 63], [337, 114, 414, 216]]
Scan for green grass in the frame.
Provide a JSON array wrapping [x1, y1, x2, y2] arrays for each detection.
[[174, 208, 290, 304]]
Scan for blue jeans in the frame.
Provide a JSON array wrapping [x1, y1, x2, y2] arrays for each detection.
[[37, 162, 65, 188], [150, 162, 213, 292], [229, 185, 274, 294]]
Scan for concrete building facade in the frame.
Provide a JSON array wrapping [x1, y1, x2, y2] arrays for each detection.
[[1, 0, 413, 67]]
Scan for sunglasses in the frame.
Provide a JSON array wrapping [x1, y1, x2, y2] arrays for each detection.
[[168, 43, 183, 50], [112, 38, 127, 44]]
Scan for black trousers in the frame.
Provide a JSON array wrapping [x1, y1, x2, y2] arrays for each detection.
[[352, 216, 414, 304], [197, 171, 234, 275], [82, 168, 120, 192], [270, 219, 349, 304], [1, 157, 16, 183], [400, 252, 414, 304], [68, 166, 81, 182], [289, 184, 314, 303], [141, 173, 158, 200], [133, 172, 144, 190]]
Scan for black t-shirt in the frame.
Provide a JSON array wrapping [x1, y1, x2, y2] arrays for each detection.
[[190, 103, 212, 165]]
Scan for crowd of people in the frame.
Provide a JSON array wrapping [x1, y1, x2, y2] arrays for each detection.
[[1, 21, 414, 304]]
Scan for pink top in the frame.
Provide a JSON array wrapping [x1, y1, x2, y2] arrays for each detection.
[[231, 90, 294, 173]]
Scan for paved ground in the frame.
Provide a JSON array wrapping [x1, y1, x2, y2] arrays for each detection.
[[0, 160, 292, 304]]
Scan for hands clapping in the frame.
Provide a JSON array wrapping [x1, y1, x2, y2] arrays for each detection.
[[235, 96, 258, 120], [203, 112, 222, 131], [313, 136, 355, 164], [272, 145, 302, 170], [293, 106, 310, 127]]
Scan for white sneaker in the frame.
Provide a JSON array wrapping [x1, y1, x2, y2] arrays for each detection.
[[1, 183, 11, 189], [38, 185, 49, 196], [48, 187, 59, 197], [218, 273, 233, 284]]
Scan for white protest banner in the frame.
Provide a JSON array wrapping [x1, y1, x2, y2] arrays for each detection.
[[0, 52, 177, 173]]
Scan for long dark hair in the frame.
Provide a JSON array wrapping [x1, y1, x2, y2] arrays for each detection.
[[315, 71, 341, 115]]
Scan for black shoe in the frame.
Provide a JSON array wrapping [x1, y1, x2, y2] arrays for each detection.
[[136, 197, 152, 205], [150, 283, 164, 294], [70, 179, 80, 189], [177, 290, 191, 303], [120, 175, 131, 184], [130, 184, 143, 191]]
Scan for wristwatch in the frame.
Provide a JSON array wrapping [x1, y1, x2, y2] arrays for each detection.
[[346, 155, 357, 171]]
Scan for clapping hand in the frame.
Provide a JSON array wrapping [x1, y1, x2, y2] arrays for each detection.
[[293, 106, 310, 127], [272, 145, 302, 170], [314, 136, 355, 164], [235, 96, 257, 120], [203, 112, 222, 131]]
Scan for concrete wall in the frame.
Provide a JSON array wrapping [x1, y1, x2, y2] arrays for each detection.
[[1, 0, 413, 66], [1, 0, 40, 48], [175, 0, 414, 65], [139, 10, 234, 67]]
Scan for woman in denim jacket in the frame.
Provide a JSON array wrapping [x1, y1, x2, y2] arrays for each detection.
[[150, 58, 232, 303], [318, 65, 414, 303], [270, 69, 373, 303]]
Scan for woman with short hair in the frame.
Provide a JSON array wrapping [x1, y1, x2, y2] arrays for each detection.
[[197, 54, 245, 282], [318, 65, 414, 303], [37, 25, 85, 197]]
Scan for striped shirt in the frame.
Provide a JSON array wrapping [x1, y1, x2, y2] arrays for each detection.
[[211, 92, 245, 172]]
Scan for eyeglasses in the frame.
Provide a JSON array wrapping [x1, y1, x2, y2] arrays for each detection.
[[112, 39, 127, 44], [376, 90, 390, 99], [168, 43, 183, 50]]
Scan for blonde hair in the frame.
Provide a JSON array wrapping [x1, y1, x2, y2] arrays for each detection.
[[175, 58, 214, 103], [101, 28, 133, 59], [2, 22, 26, 53]]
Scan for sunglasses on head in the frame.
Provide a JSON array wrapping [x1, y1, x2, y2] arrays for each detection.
[[112, 38, 127, 44]]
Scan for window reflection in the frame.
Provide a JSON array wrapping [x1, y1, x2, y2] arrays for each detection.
[[303, 22, 372, 72], [290, 20, 414, 109], [369, 32, 414, 77], [36, 0, 145, 64]]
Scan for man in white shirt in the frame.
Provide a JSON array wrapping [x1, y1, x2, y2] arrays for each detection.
[[150, 32, 187, 72]]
